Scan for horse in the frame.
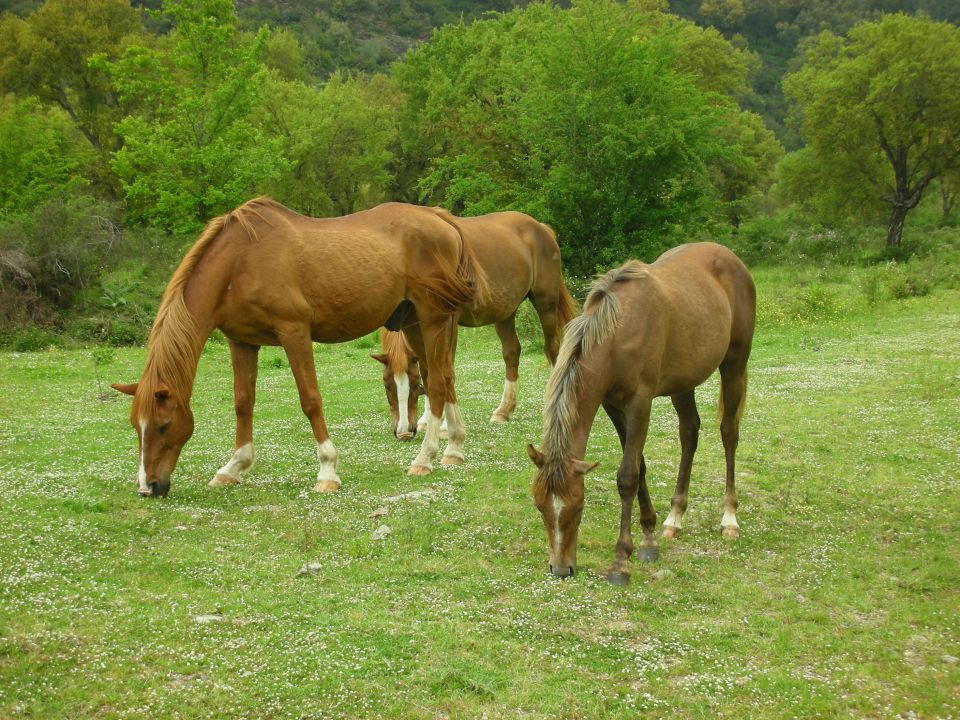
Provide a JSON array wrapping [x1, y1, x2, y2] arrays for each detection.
[[526, 243, 756, 583], [373, 210, 578, 439], [112, 197, 485, 497]]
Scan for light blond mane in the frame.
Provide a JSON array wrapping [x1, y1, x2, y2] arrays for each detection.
[[539, 260, 650, 493], [135, 198, 280, 417], [378, 328, 415, 376]]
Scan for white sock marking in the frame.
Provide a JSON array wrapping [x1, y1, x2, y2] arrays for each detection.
[[664, 508, 684, 530], [216, 442, 254, 481], [394, 372, 410, 436], [412, 411, 440, 469], [316, 439, 340, 485], [721, 509, 739, 530]]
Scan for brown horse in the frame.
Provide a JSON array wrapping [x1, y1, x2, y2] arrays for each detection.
[[526, 243, 755, 583], [374, 210, 578, 438], [112, 198, 484, 497]]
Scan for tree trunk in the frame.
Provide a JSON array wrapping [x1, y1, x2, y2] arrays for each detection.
[[941, 179, 955, 220], [886, 203, 908, 247]]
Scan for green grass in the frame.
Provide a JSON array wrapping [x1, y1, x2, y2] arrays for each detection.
[[1, 269, 958, 719]]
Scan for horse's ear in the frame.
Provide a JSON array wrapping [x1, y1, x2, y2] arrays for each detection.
[[526, 444, 545, 467], [111, 382, 138, 397], [371, 353, 389, 365], [572, 458, 599, 475], [154, 383, 171, 402]]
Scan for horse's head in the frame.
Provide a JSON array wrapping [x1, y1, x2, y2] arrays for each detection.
[[527, 444, 598, 578], [371, 352, 422, 441], [112, 381, 194, 497]]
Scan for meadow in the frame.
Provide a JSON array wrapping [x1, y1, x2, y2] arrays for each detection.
[[0, 266, 958, 719]]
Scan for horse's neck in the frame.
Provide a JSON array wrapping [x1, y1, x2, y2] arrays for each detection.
[[545, 365, 605, 466]]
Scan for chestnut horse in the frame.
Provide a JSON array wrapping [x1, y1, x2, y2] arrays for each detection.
[[373, 210, 578, 438], [112, 198, 484, 497], [526, 243, 755, 583]]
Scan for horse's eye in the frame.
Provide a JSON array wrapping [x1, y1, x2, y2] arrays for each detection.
[[158, 423, 169, 434]]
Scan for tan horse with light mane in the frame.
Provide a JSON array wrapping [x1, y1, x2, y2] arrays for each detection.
[[526, 243, 755, 583], [373, 210, 578, 439], [112, 198, 484, 497]]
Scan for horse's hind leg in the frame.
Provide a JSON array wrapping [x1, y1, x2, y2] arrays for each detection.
[[490, 313, 521, 423], [279, 327, 340, 492], [211, 340, 259, 487], [662, 390, 701, 539], [718, 356, 749, 539], [530, 293, 562, 364]]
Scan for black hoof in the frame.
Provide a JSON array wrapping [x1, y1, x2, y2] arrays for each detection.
[[606, 571, 630, 586], [637, 546, 659, 563]]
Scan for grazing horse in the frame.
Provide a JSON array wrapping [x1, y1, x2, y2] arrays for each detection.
[[373, 210, 578, 438], [112, 198, 484, 497], [526, 243, 755, 583]]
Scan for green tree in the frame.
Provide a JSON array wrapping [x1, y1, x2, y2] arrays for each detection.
[[0, 0, 144, 192], [395, 0, 776, 271], [104, 0, 287, 232], [0, 96, 96, 217], [782, 14, 960, 246], [255, 71, 399, 217]]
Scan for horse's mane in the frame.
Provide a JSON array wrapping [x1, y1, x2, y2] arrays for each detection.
[[378, 328, 415, 375], [135, 197, 281, 416], [539, 260, 650, 494]]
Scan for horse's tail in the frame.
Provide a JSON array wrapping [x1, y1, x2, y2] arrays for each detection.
[[717, 369, 748, 423], [556, 278, 578, 334], [431, 207, 489, 309]]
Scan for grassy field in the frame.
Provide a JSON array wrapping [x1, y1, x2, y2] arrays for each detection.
[[1, 267, 958, 719]]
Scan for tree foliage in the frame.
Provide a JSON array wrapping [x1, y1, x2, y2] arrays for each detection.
[[103, 0, 287, 232], [781, 13, 960, 245], [396, 0, 780, 271]]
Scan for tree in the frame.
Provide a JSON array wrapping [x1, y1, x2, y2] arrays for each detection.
[[255, 71, 400, 217], [395, 0, 777, 271], [103, 0, 287, 232], [0, 0, 144, 193], [782, 14, 960, 246], [0, 96, 96, 217]]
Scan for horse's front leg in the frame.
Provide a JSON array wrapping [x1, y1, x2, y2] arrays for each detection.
[[211, 340, 260, 487], [279, 327, 340, 492]]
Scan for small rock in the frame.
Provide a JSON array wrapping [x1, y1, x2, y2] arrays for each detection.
[[192, 614, 223, 624], [297, 562, 322, 577], [651, 569, 674, 581], [371, 524, 392, 541], [368, 506, 389, 519], [386, 489, 435, 503], [944, 654, 958, 664], [796, 594, 807, 603]]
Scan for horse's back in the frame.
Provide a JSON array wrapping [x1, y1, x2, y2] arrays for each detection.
[[607, 243, 755, 397]]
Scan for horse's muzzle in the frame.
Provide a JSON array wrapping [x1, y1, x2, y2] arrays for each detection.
[[394, 427, 417, 441], [549, 564, 575, 578]]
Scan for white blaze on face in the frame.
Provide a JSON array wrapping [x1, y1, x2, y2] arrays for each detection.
[[551, 494, 565, 558], [394, 372, 410, 435], [137, 418, 150, 493]]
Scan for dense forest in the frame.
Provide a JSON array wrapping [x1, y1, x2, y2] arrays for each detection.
[[1, 0, 958, 348]]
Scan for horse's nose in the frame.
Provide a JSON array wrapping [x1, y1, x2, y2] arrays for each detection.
[[549, 564, 575, 578], [396, 430, 415, 441]]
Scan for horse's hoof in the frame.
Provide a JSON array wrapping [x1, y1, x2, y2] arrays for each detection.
[[209, 473, 238, 487], [313, 479, 341, 493], [606, 570, 630, 586], [407, 464, 432, 477], [441, 455, 464, 466], [637, 546, 660, 563], [438, 429, 449, 440], [490, 414, 509, 424], [721, 526, 740, 540], [662, 525, 681, 540]]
